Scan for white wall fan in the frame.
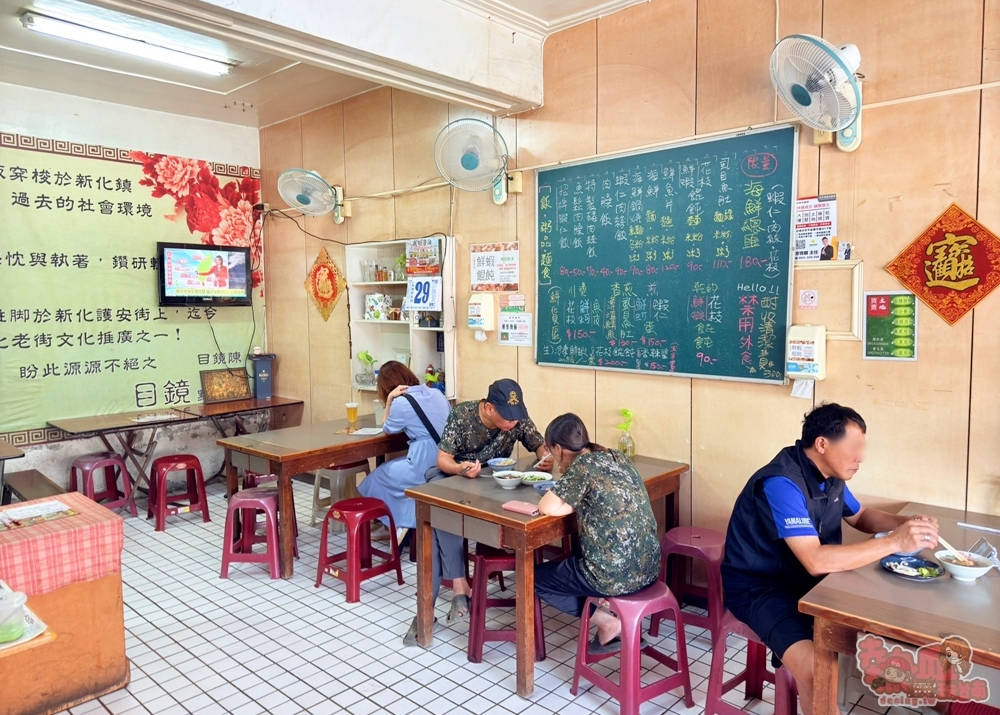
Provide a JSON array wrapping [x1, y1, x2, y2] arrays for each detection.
[[276, 169, 349, 222], [433, 118, 521, 205], [770, 34, 863, 152]]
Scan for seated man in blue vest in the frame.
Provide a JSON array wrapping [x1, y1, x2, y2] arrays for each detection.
[[721, 403, 939, 715]]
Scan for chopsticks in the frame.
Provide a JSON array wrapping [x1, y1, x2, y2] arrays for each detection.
[[936, 535, 976, 566]]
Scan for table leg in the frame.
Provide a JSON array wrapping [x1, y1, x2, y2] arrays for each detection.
[[813, 618, 840, 715], [224, 449, 242, 543], [515, 539, 536, 698], [416, 506, 434, 648], [116, 429, 157, 516], [0, 461, 7, 506], [276, 462, 294, 578]]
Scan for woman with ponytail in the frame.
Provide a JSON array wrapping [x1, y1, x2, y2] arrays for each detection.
[[535, 413, 661, 654]]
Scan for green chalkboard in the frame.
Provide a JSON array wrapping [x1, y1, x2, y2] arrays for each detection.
[[535, 125, 798, 383]]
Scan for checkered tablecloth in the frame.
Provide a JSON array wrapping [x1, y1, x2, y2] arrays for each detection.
[[0, 491, 123, 595]]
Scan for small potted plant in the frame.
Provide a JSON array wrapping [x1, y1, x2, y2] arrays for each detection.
[[394, 253, 407, 282], [357, 350, 377, 385], [616, 408, 636, 460]]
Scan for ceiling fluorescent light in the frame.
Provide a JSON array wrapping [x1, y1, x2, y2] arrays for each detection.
[[21, 12, 233, 76]]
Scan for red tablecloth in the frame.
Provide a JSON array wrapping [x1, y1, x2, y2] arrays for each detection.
[[0, 492, 123, 595]]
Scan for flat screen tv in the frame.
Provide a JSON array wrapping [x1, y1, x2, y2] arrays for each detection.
[[157, 242, 252, 307]]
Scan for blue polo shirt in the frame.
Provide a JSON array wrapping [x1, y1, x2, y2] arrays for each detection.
[[762, 477, 861, 538]]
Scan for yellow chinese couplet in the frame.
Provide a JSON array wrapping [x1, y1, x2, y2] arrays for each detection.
[[0, 134, 264, 436]]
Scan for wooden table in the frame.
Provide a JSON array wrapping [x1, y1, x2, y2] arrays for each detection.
[[801, 502, 1000, 715], [176, 396, 303, 438], [0, 442, 25, 506], [405, 455, 687, 698], [219, 415, 409, 578]]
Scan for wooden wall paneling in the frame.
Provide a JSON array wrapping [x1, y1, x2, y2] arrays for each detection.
[[261, 118, 302, 210], [822, 0, 984, 103], [451, 165, 519, 404], [516, 20, 597, 167], [967, 88, 1000, 515], [986, 0, 1000, 82], [595, 0, 697, 153], [395, 187, 452, 239], [691, 380, 810, 532], [815, 95, 981, 509], [301, 103, 353, 423], [392, 90, 451, 239], [596, 371, 693, 524], [695, 0, 778, 133], [344, 88, 395, 244]]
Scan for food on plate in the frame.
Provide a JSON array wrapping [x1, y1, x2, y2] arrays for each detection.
[[885, 561, 940, 578], [520, 472, 550, 483]]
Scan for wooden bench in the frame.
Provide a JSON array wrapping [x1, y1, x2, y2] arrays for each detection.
[[1, 469, 67, 505]]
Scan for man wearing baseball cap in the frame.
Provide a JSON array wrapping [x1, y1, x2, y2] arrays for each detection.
[[403, 378, 552, 646]]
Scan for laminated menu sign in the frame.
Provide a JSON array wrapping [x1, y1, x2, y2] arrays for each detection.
[[471, 242, 519, 292], [863, 291, 917, 360]]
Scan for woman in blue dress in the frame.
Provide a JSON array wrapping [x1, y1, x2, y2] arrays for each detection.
[[358, 361, 450, 535]]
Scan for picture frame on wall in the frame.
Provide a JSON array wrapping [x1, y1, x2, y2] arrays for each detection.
[[200, 368, 252, 404]]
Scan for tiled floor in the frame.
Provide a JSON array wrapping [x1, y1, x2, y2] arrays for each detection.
[[52, 480, 880, 715]]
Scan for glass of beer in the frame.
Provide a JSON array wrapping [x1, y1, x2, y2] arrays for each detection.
[[345, 402, 359, 423]]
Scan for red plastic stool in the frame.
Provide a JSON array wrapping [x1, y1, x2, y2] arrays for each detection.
[[147, 454, 210, 532], [571, 581, 695, 715], [221, 487, 284, 579], [650, 526, 772, 699], [315, 497, 403, 602], [706, 610, 798, 715], [69, 453, 137, 516], [467, 543, 546, 663], [243, 470, 277, 488]]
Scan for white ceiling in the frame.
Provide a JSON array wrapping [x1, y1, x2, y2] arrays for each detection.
[[0, 0, 645, 128]]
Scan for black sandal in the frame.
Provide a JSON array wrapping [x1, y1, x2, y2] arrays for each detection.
[[402, 616, 436, 647], [446, 594, 471, 624], [587, 634, 648, 656]]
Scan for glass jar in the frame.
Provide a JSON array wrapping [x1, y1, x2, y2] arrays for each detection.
[[617, 430, 636, 460]]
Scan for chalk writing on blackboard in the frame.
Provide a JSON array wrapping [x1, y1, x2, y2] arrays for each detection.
[[535, 126, 797, 384]]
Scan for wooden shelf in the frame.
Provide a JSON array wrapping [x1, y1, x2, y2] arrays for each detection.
[[412, 326, 444, 332], [352, 384, 377, 392]]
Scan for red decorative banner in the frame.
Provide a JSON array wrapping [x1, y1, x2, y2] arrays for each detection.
[[305, 247, 346, 322], [886, 204, 1000, 325]]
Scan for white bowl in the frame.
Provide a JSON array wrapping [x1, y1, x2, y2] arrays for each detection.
[[934, 550, 994, 582], [874, 531, 922, 557], [493, 471, 524, 490], [520, 471, 550, 484]]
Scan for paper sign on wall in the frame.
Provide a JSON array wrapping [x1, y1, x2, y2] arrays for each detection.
[[795, 195, 839, 261], [403, 276, 442, 311], [799, 289, 818, 310], [405, 238, 440, 276], [498, 294, 531, 346], [863, 291, 917, 360], [471, 242, 519, 292]]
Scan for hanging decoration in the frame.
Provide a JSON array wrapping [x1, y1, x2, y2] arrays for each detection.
[[305, 247, 346, 321], [886, 204, 1000, 325]]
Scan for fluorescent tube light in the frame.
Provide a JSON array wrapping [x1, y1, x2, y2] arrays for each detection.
[[21, 12, 233, 76]]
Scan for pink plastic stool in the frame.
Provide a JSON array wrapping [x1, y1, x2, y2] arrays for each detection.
[[651, 526, 772, 699], [467, 543, 546, 663], [243, 470, 277, 488], [315, 497, 403, 602], [221, 487, 285, 579], [69, 453, 137, 516], [706, 610, 798, 715], [147, 454, 210, 532], [571, 581, 695, 715]]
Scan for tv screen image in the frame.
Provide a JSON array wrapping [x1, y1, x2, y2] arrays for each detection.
[[157, 242, 251, 307]]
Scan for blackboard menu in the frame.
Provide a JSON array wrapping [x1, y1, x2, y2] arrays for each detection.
[[536, 126, 797, 383]]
